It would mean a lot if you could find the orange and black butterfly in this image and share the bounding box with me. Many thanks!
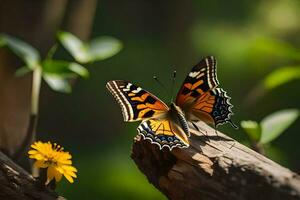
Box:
[106,56,235,150]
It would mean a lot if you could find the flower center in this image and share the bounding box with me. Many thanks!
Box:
[44,155,58,166]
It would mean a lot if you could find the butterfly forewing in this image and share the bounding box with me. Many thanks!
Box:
[176,56,234,127]
[106,80,169,122]
[176,56,219,107]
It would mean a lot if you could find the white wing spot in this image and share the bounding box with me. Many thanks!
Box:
[189,71,200,78]
[123,83,132,92]
[196,73,204,79]
[132,87,142,94]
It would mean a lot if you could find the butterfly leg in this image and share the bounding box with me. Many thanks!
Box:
[192,122,210,142]
[229,141,236,149]
[191,122,200,132]
[213,124,219,138]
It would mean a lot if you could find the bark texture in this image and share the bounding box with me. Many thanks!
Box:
[0,151,63,200]
[131,122,300,200]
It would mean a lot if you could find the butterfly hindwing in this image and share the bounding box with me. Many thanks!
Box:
[191,88,233,126]
[210,88,233,126]
[137,119,189,150]
[176,56,218,107]
[106,80,169,122]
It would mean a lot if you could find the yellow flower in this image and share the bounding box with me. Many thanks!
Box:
[28,141,77,184]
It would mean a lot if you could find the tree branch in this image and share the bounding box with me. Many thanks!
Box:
[0,151,64,200]
[131,122,300,200]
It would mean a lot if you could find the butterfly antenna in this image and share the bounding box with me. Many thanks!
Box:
[153,75,169,97]
[153,75,165,88]
[170,70,176,102]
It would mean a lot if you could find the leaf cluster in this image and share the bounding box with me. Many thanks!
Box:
[241,109,299,145]
[0,32,122,93]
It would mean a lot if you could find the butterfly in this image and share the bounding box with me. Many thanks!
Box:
[106,56,235,150]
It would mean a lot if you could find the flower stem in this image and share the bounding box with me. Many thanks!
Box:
[31,67,42,115]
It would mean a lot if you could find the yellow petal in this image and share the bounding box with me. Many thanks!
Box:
[30,154,45,161]
[28,150,38,155]
[55,166,64,174]
[59,159,72,165]
[64,173,74,183]
[34,160,48,168]
[62,152,72,159]
[62,165,77,172]
[54,171,62,182]
[65,170,77,178]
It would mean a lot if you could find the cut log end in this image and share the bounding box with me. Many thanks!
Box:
[0,151,63,200]
[131,122,300,200]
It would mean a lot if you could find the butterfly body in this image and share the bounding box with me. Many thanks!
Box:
[107,56,235,150]
[168,102,190,137]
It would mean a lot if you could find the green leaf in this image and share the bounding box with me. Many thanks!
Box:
[89,36,122,61]
[57,31,89,63]
[0,34,40,69]
[46,44,58,60]
[263,66,300,90]
[68,62,89,78]
[260,109,299,144]
[42,59,89,78]
[0,37,5,47]
[15,66,32,77]
[252,37,300,61]
[57,31,122,63]
[43,74,72,93]
[240,120,262,142]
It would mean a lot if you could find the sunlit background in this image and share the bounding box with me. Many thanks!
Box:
[6,0,300,199]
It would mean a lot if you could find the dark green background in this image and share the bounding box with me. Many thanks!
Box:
[36,0,300,199]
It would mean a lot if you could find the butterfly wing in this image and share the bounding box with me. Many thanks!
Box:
[176,56,219,107]
[106,80,169,122]
[107,80,189,149]
[176,56,234,127]
[190,88,233,126]
[137,119,189,150]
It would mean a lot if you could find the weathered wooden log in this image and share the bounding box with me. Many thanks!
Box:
[0,151,63,200]
[131,122,300,200]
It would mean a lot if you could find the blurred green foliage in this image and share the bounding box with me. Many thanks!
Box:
[0,34,86,93]
[240,120,261,142]
[57,31,122,64]
[241,109,299,149]
[57,152,165,199]
[0,32,122,93]
[2,0,300,199]
[263,66,300,90]
[260,109,299,144]
[0,33,40,69]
